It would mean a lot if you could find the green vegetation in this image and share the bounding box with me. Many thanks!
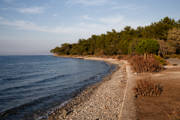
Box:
[154,55,167,65]
[51,17,180,57]
[135,39,159,55]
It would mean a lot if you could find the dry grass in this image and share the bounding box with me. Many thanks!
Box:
[129,55,163,73]
[134,77,163,97]
[167,109,180,120]
[135,67,180,120]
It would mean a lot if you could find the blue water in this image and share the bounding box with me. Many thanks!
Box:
[0,55,115,120]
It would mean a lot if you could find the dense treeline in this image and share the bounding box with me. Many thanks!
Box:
[50,17,180,57]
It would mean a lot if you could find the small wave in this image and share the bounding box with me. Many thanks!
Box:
[0,73,70,93]
[0,56,116,120]
[0,73,45,83]
[0,93,60,120]
[77,73,104,84]
[35,74,70,84]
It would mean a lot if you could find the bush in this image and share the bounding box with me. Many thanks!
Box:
[117,55,130,60]
[134,78,163,97]
[129,55,163,73]
[154,55,167,65]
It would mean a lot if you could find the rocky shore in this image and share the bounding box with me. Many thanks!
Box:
[45,57,136,120]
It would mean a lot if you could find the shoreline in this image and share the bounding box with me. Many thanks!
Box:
[43,56,119,120]
[45,55,136,120]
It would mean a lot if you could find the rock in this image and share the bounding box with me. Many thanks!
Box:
[62,109,67,118]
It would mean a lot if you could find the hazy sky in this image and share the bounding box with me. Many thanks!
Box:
[0,0,179,55]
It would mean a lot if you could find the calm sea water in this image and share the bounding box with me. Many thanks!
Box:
[0,55,115,120]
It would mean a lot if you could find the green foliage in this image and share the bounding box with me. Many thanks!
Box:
[50,17,180,56]
[135,39,160,54]
[167,28,180,54]
[154,55,167,65]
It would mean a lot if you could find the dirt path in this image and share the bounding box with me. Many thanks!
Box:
[51,58,136,120]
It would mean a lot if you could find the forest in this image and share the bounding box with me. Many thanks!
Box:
[50,17,180,57]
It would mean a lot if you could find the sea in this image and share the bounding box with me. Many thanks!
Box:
[0,55,115,120]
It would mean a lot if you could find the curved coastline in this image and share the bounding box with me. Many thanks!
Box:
[39,56,119,120]
[44,56,136,120]
[0,56,117,120]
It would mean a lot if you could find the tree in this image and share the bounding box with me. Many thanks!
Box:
[158,40,176,56]
[50,17,179,56]
[167,28,180,54]
[135,39,160,56]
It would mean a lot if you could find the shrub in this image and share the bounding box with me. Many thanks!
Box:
[129,55,163,73]
[154,55,167,65]
[134,78,163,97]
[117,55,130,60]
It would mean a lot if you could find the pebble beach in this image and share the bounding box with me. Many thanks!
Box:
[46,57,137,120]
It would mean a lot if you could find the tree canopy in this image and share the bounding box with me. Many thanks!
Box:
[135,39,160,54]
[50,17,180,56]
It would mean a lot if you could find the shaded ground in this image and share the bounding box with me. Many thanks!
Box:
[135,61,180,120]
[167,58,180,66]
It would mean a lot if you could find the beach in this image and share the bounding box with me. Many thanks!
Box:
[47,57,137,120]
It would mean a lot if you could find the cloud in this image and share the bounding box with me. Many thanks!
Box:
[112,5,136,10]
[0,7,9,10]
[81,15,93,20]
[3,0,15,3]
[0,16,4,20]
[0,15,146,39]
[111,4,146,11]
[0,18,83,34]
[0,18,108,39]
[0,19,48,32]
[17,7,44,14]
[81,15,125,26]
[53,14,57,17]
[66,0,109,6]
[99,15,124,24]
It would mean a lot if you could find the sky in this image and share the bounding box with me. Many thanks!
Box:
[0,0,179,55]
